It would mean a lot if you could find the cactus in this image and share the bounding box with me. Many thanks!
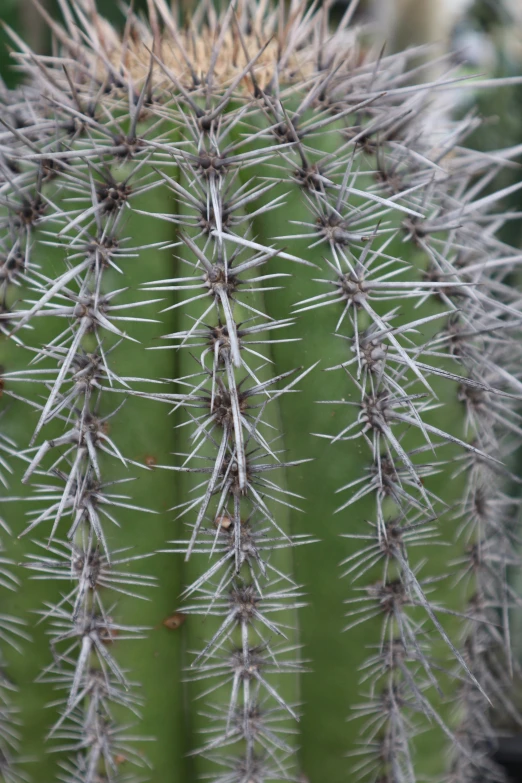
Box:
[0,1,522,782]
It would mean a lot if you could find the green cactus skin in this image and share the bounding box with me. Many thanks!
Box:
[0,2,522,783]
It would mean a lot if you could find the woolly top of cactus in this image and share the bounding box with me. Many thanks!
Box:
[14,0,362,96]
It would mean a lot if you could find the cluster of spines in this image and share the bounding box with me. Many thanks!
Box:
[0,1,521,782]
[267,70,522,783]
[0,85,35,783]
[0,50,170,781]
[0,2,324,779]
[139,92,318,783]
[0,427,27,783]
[438,181,522,781]
[199,21,522,782]
[0,261,27,783]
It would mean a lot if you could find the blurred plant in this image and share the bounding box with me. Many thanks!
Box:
[371,0,474,53]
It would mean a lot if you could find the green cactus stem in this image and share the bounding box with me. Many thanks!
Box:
[0,2,522,783]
